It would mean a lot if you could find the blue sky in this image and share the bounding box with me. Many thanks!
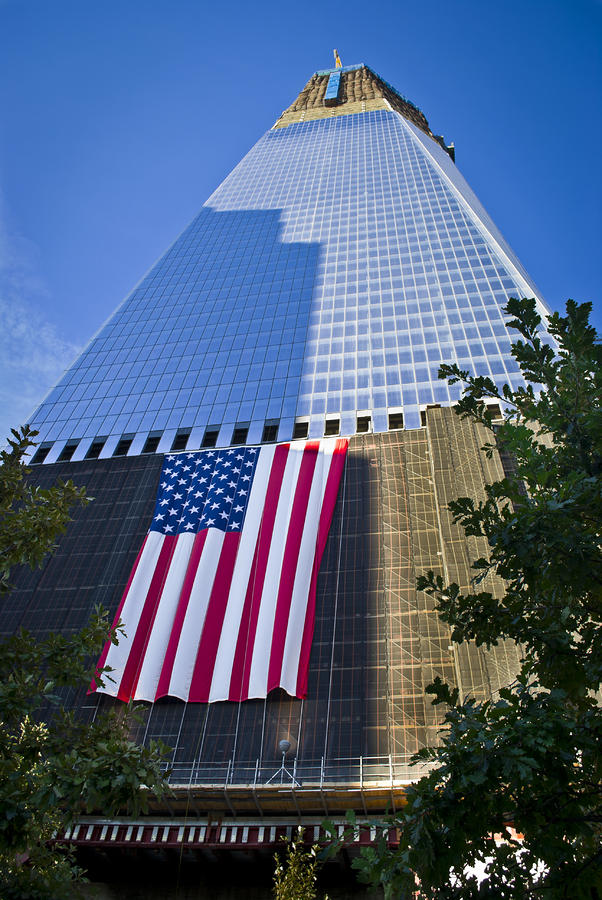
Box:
[0,0,600,441]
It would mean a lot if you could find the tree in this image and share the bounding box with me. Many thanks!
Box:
[273,826,327,900]
[349,299,602,898]
[0,426,170,899]
[0,427,87,595]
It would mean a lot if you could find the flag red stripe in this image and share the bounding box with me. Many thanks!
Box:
[295,438,348,697]
[188,532,241,701]
[228,444,290,701]
[154,530,208,699]
[267,441,319,693]
[118,535,177,702]
[315,440,348,560]
[90,535,149,693]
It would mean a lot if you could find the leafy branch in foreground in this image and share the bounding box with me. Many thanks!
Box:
[0,427,171,899]
[351,299,602,899]
[273,826,328,900]
[0,426,88,594]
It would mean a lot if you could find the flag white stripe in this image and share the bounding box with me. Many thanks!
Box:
[207,445,276,702]
[247,443,304,698]
[279,441,335,693]
[166,528,226,700]
[134,532,196,700]
[102,531,165,695]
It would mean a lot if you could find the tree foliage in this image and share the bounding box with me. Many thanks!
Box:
[0,427,88,595]
[0,427,170,899]
[350,299,602,898]
[273,827,326,900]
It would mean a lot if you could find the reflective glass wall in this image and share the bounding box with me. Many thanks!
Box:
[29,93,549,461]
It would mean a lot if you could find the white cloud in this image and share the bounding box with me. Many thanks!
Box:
[0,229,81,444]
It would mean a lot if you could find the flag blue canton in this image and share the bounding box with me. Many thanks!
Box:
[151,448,259,536]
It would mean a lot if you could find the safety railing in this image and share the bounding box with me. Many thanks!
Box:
[166,754,431,788]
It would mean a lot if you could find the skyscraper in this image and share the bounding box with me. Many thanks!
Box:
[7,63,551,886]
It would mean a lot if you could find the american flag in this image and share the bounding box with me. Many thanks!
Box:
[93,438,348,703]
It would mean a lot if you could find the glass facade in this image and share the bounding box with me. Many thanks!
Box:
[28,67,549,462]
[5,66,536,800]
